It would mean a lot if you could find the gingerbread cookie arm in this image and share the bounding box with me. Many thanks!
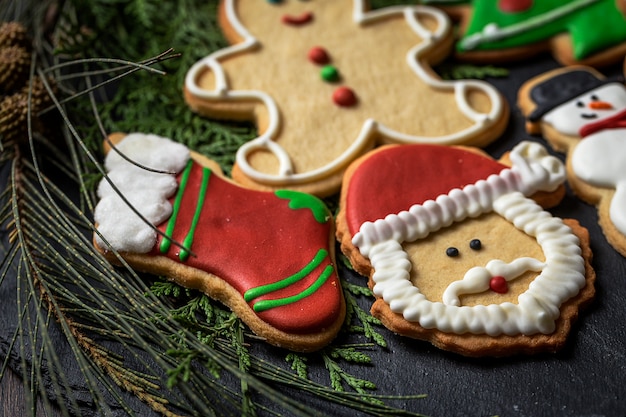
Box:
[360,6,507,147]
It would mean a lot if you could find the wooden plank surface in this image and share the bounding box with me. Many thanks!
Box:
[1,366,61,417]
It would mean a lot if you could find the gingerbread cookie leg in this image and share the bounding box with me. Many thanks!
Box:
[184,0,508,197]
[94,133,345,352]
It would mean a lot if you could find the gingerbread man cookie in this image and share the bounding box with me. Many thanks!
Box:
[455,0,626,67]
[93,133,345,352]
[336,141,595,356]
[519,66,626,257]
[184,0,508,197]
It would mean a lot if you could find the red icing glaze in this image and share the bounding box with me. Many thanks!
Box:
[579,108,626,137]
[498,0,533,13]
[332,87,357,107]
[308,46,330,65]
[282,12,314,26]
[345,145,509,236]
[152,161,342,334]
[490,276,508,293]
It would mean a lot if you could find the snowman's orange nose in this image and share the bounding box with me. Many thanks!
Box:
[589,101,614,110]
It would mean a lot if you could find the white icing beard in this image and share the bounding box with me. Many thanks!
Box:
[94,133,190,253]
[358,192,585,336]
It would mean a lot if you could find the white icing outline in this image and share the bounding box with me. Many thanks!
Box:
[184,0,505,186]
[352,141,585,336]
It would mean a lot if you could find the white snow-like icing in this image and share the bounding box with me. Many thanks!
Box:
[351,141,585,336]
[184,0,504,186]
[94,133,190,253]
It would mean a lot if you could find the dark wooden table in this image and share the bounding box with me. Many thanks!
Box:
[1,366,61,416]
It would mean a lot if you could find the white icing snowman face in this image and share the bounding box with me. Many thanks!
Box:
[543,83,626,137]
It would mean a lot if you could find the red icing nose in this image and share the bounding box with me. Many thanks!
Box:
[498,0,533,13]
[489,276,508,294]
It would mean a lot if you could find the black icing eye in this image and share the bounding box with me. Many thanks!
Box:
[591,94,599,101]
[576,101,584,108]
[446,247,459,257]
[469,239,482,250]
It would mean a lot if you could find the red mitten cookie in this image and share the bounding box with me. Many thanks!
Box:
[454,0,626,67]
[519,65,626,257]
[94,133,345,352]
[336,141,595,357]
[184,0,508,197]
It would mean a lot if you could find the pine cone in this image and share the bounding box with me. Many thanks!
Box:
[0,22,30,49]
[0,76,56,144]
[0,91,29,143]
[0,45,31,94]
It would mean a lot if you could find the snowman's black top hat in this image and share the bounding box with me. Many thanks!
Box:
[528,69,619,122]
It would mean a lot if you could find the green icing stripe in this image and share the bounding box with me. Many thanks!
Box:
[251,265,334,313]
[244,249,328,302]
[459,0,600,51]
[275,190,330,224]
[160,160,193,254]
[179,167,211,261]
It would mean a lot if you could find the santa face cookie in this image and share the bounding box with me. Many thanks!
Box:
[519,66,626,257]
[184,0,508,197]
[336,142,595,357]
[93,133,345,352]
[455,0,626,67]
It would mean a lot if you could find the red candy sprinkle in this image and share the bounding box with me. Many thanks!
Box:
[490,276,508,294]
[332,87,357,107]
[308,46,330,65]
[498,0,533,13]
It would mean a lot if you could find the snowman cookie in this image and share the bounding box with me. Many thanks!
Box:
[93,133,345,352]
[184,0,507,197]
[454,0,626,67]
[336,141,595,357]
[519,66,626,257]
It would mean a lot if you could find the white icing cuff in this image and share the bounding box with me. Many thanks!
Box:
[94,133,190,253]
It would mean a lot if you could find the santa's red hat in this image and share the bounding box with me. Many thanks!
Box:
[346,141,565,247]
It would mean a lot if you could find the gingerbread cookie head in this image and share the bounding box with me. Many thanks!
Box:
[455,0,626,67]
[519,66,626,256]
[337,141,595,356]
[184,0,508,196]
[94,133,345,352]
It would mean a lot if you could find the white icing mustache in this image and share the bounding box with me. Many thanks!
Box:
[442,257,546,307]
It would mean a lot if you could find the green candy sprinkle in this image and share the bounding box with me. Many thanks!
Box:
[320,65,339,82]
